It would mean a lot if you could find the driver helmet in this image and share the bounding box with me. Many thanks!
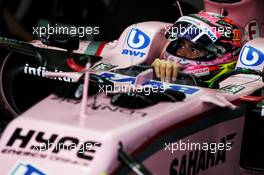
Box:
[162,11,242,83]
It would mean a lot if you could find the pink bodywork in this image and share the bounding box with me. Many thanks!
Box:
[0,6,264,175]
[205,0,264,42]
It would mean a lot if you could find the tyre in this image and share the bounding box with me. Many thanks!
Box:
[0,50,60,117]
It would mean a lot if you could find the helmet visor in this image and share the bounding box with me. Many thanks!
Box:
[168,21,219,54]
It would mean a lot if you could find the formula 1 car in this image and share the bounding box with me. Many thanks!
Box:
[0,0,264,175]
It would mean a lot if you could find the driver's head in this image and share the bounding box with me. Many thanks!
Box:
[163,11,242,82]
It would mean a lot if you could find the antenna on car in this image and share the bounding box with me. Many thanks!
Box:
[80,62,91,118]
[174,0,184,17]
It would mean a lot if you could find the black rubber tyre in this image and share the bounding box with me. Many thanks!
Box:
[0,50,59,117]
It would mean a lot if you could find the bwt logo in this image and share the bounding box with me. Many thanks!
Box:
[240,46,264,67]
[10,163,45,175]
[122,28,150,58]
[127,28,150,49]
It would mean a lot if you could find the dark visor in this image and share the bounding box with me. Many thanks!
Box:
[167,21,218,53]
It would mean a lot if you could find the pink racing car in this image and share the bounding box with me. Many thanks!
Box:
[0,0,264,175]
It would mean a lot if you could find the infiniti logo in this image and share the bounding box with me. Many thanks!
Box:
[127,28,150,49]
[24,63,73,82]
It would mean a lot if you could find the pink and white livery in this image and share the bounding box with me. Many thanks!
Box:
[0,1,263,175]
